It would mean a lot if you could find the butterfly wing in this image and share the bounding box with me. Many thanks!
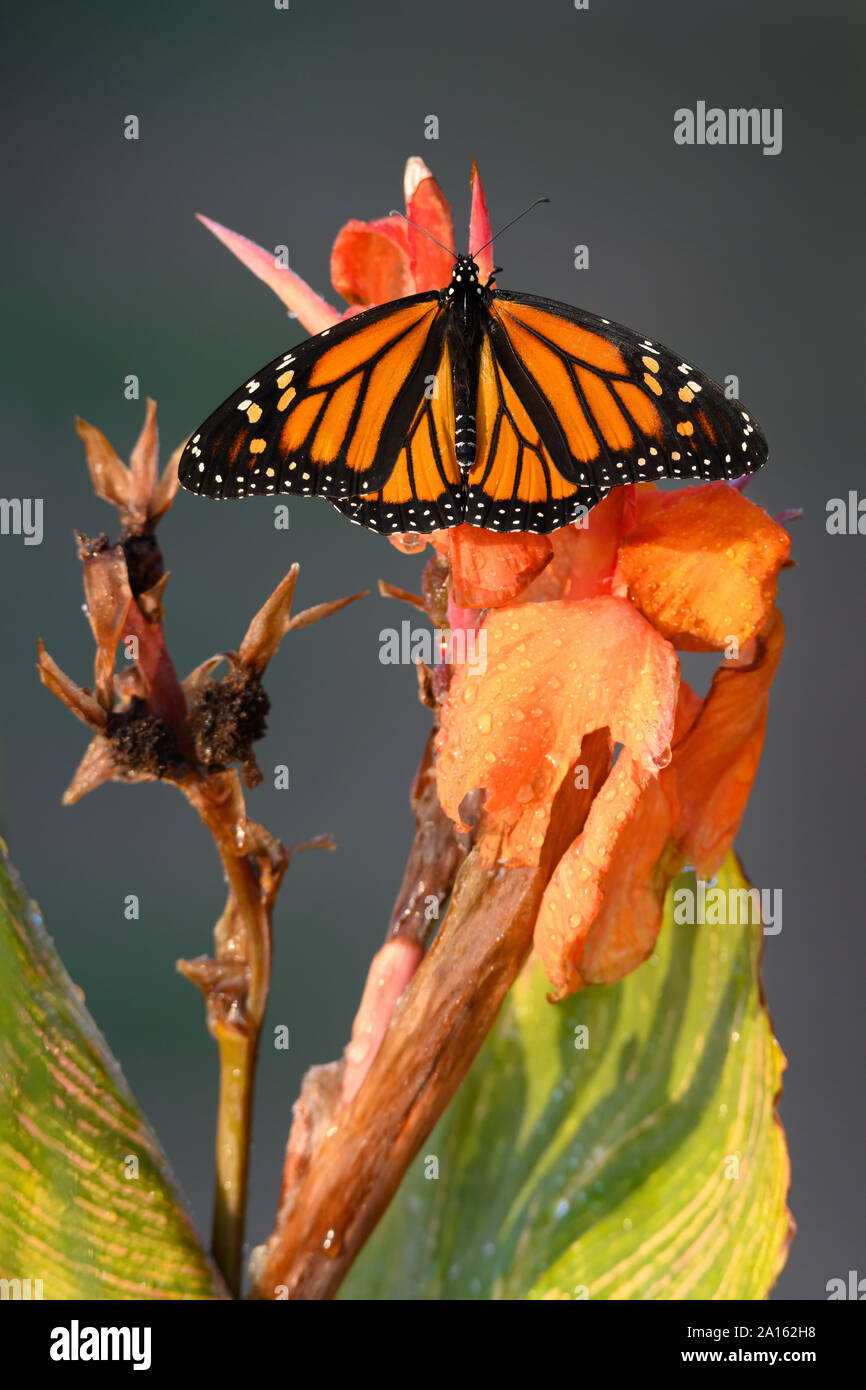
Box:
[465,289,767,533]
[327,337,465,533]
[178,291,462,528]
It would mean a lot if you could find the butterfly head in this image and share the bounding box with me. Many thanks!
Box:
[446,254,484,301]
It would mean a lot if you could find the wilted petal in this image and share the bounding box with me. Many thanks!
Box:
[114,665,147,705]
[432,524,552,608]
[128,398,159,522]
[136,570,170,625]
[151,441,184,520]
[436,598,679,861]
[535,754,674,998]
[238,565,300,674]
[286,590,366,632]
[404,157,455,290]
[75,417,131,511]
[122,599,191,750]
[469,159,494,282]
[616,482,790,651]
[197,213,340,334]
[80,544,133,708]
[63,734,126,804]
[377,578,427,612]
[672,608,785,876]
[37,642,107,730]
[331,216,414,307]
[183,654,228,699]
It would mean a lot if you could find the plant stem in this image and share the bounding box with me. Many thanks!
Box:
[206,842,277,1295]
[249,730,609,1299]
[212,1026,258,1297]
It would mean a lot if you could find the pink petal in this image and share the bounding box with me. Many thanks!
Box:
[469,159,495,282]
[342,938,424,1103]
[404,157,455,291]
[403,156,434,205]
[197,213,340,335]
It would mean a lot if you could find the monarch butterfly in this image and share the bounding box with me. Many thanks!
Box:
[179,230,766,535]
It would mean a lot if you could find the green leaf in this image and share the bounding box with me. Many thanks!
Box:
[342,852,792,1300]
[0,841,226,1299]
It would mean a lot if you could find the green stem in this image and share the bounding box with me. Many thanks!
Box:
[212,1025,259,1297]
[209,847,273,1296]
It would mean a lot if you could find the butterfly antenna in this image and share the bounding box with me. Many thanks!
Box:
[472,197,550,259]
[389,210,457,258]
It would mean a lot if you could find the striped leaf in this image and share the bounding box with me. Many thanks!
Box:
[342,853,792,1300]
[0,842,226,1299]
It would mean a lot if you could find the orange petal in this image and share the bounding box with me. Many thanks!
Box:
[196,214,340,334]
[517,488,634,603]
[469,159,494,282]
[433,524,552,608]
[535,754,675,998]
[672,608,785,876]
[673,678,703,744]
[404,157,455,291]
[330,216,415,307]
[616,482,790,651]
[436,598,679,862]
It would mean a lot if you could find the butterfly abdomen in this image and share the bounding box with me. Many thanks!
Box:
[446,273,485,472]
[455,412,476,469]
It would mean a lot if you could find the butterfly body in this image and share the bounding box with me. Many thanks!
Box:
[442,254,489,471]
[179,254,767,534]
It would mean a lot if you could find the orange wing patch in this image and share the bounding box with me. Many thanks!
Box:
[497,301,627,373]
[180,295,444,503]
[493,313,601,463]
[307,302,435,386]
[614,382,663,438]
[466,338,585,531]
[576,368,633,452]
[336,342,463,533]
[489,294,715,498]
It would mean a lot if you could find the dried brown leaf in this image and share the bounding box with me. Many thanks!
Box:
[37,642,107,731]
[129,398,159,523]
[74,418,131,511]
[377,579,426,612]
[286,590,367,632]
[239,565,300,674]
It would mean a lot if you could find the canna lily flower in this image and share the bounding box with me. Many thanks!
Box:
[435,480,791,999]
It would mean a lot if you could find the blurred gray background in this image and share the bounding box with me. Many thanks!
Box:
[1,0,863,1299]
